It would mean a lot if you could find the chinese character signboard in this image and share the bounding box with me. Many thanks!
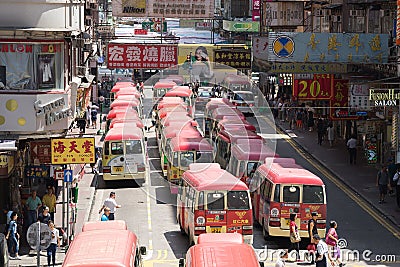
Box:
[142,18,167,33]
[25,165,50,179]
[268,32,389,64]
[51,138,95,164]
[222,20,259,32]
[293,74,333,100]
[270,63,347,74]
[107,44,177,69]
[329,79,358,120]
[112,0,214,18]
[252,0,260,21]
[214,49,251,69]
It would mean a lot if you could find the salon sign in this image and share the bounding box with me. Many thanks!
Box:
[369,89,400,106]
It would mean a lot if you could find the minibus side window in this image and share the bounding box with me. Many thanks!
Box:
[104,141,109,155]
[273,184,280,202]
[198,191,204,210]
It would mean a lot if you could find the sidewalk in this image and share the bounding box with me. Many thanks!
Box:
[14,119,104,267]
[276,120,400,230]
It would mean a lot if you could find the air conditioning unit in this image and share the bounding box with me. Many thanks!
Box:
[85,18,92,26]
[350,10,356,16]
[83,43,92,52]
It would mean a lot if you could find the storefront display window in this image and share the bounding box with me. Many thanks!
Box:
[0,43,64,90]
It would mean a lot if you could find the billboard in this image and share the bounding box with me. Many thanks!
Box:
[112,0,214,19]
[263,2,303,26]
[223,20,259,32]
[107,44,178,69]
[269,32,389,63]
[51,138,95,164]
[270,63,347,74]
[293,74,332,100]
[214,49,251,69]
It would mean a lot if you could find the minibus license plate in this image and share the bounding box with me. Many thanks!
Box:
[112,166,123,173]
[210,227,221,233]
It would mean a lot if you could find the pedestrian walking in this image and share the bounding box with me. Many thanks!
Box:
[317,119,324,146]
[326,123,334,147]
[307,108,314,131]
[47,221,60,267]
[377,165,391,204]
[42,187,56,222]
[295,109,303,130]
[99,192,121,220]
[325,221,344,267]
[25,190,42,226]
[275,250,288,267]
[289,213,301,261]
[86,106,91,128]
[38,206,52,225]
[5,212,20,260]
[287,105,296,130]
[393,167,400,209]
[101,207,111,221]
[346,135,357,164]
[307,212,319,264]
[387,159,397,196]
[313,234,333,267]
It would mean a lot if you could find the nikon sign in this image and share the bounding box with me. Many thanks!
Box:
[369,89,400,106]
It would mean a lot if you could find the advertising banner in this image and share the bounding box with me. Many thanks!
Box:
[252,0,260,21]
[51,138,95,164]
[30,140,51,164]
[268,32,389,63]
[107,44,178,69]
[222,20,259,32]
[270,62,347,74]
[293,74,333,100]
[214,49,251,69]
[112,0,214,19]
[329,79,359,120]
[252,36,270,72]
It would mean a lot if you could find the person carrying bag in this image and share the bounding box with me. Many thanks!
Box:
[289,213,301,261]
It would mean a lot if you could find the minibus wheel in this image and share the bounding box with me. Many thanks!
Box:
[262,220,270,240]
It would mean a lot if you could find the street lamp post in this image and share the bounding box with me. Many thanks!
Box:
[97,95,105,135]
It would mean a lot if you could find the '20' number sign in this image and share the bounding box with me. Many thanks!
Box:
[294,78,331,100]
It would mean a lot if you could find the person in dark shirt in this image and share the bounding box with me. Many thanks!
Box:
[307,211,319,263]
[38,206,51,225]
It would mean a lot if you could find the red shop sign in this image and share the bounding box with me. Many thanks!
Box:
[107,44,178,69]
[293,74,332,100]
[134,29,148,35]
[329,79,358,120]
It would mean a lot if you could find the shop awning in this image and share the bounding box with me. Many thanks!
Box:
[0,140,17,151]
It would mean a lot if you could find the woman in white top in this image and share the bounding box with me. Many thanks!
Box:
[47,221,60,267]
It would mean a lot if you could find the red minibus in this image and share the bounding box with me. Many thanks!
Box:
[106,107,139,120]
[248,157,326,239]
[102,127,147,182]
[110,119,144,130]
[152,80,177,101]
[203,98,234,137]
[115,87,142,99]
[63,229,146,267]
[160,124,201,176]
[81,220,127,232]
[197,232,243,244]
[215,128,262,169]
[166,138,214,187]
[165,86,195,116]
[179,242,262,267]
[111,82,135,93]
[177,163,253,245]
[227,139,278,184]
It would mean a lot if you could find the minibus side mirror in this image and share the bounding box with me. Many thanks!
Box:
[139,246,147,255]
[179,258,185,267]
[144,137,148,142]
[259,262,264,267]
[144,126,148,131]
